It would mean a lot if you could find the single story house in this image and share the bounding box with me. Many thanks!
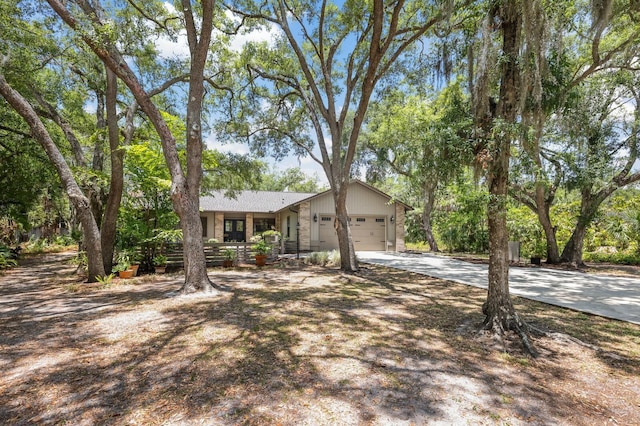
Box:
[199,180,410,253]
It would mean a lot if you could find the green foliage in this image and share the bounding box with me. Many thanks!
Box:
[96,273,116,288]
[251,239,271,255]
[22,235,76,254]
[118,139,179,251]
[0,245,18,270]
[583,251,640,266]
[507,205,546,257]
[261,230,282,241]
[112,261,131,273]
[432,179,489,253]
[305,251,330,266]
[153,254,167,266]
[68,251,87,273]
[256,167,324,193]
[304,250,341,267]
[222,248,237,261]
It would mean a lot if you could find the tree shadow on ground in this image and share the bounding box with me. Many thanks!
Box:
[0,256,638,425]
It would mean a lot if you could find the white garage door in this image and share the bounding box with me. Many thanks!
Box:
[318,216,339,251]
[318,216,386,251]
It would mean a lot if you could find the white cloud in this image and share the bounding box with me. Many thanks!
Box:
[205,133,250,155]
[224,10,280,52]
[152,7,280,59]
[154,30,191,60]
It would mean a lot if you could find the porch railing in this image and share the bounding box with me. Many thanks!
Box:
[161,242,279,267]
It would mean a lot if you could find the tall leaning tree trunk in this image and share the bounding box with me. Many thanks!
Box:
[481,5,530,343]
[177,0,216,293]
[560,189,602,267]
[0,74,106,281]
[100,67,123,272]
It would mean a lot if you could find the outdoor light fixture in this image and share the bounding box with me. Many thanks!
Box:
[313,213,318,222]
[390,215,394,223]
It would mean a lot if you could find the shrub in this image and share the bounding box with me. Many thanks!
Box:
[327,250,341,267]
[583,251,640,265]
[304,250,341,267]
[153,254,168,266]
[305,251,330,266]
[252,239,271,255]
[0,245,17,270]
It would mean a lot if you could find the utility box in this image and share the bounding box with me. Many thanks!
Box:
[508,241,520,262]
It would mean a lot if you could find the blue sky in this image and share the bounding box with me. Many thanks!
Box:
[154,3,330,186]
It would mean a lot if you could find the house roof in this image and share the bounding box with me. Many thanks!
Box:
[200,190,316,213]
[200,180,412,213]
[303,180,413,211]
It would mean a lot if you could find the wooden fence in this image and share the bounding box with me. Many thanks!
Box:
[160,242,279,267]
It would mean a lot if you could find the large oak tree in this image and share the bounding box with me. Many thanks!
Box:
[226,0,468,271]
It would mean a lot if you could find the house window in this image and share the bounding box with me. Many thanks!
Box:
[356,218,366,222]
[286,216,290,238]
[254,218,275,234]
[321,216,332,221]
[376,218,385,223]
[201,217,207,237]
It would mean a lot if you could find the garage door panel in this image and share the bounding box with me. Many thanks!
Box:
[351,217,386,251]
[318,217,338,251]
[318,216,386,251]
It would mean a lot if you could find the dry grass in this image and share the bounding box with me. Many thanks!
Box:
[0,252,638,425]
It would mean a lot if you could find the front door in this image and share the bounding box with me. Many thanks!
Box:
[224,219,245,242]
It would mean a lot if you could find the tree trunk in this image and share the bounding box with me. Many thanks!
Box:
[560,190,596,266]
[334,184,358,272]
[560,225,587,266]
[177,0,216,293]
[484,135,518,330]
[481,4,530,345]
[90,90,106,229]
[0,74,106,281]
[534,186,560,264]
[422,181,439,252]
[100,67,123,272]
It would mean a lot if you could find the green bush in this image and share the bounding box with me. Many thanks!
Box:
[304,250,341,267]
[583,251,640,265]
[0,245,17,270]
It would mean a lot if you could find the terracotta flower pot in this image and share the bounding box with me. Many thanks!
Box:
[130,264,139,276]
[118,269,134,279]
[222,260,234,268]
[255,255,267,267]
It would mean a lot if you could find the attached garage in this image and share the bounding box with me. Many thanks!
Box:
[318,215,387,251]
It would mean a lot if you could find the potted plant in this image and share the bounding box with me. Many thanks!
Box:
[251,239,271,267]
[222,248,236,268]
[113,260,133,279]
[121,249,142,276]
[153,254,168,273]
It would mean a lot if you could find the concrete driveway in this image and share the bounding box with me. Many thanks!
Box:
[357,251,640,325]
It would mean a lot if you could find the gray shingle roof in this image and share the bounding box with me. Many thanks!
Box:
[200,190,316,213]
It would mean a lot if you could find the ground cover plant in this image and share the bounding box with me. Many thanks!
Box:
[0,252,638,425]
